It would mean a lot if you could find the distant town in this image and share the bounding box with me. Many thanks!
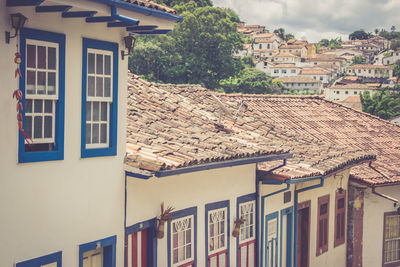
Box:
[236,22,399,115]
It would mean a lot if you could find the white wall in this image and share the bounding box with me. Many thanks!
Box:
[126,164,257,267]
[0,2,150,266]
[362,185,400,267]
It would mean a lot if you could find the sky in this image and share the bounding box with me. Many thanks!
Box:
[212,0,400,43]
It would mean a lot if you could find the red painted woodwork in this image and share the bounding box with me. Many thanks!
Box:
[334,190,346,247]
[297,200,310,267]
[316,195,329,256]
[132,232,138,267]
[238,239,256,267]
[208,249,228,267]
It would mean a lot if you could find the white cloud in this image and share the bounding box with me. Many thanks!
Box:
[213,0,400,42]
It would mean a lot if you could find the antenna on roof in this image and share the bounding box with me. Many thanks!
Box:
[212,95,232,125]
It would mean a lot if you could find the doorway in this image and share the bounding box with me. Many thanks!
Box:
[297,201,310,267]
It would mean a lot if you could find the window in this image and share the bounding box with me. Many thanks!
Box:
[274,70,279,74]
[206,201,229,267]
[238,195,256,267]
[79,236,116,267]
[345,91,349,94]
[19,28,65,163]
[282,69,287,74]
[291,69,296,73]
[317,195,329,256]
[383,212,400,266]
[82,38,118,158]
[16,251,62,267]
[169,207,197,267]
[259,44,262,49]
[239,201,255,242]
[354,91,358,95]
[336,91,339,94]
[334,190,346,247]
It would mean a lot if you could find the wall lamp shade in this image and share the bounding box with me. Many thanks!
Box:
[6,13,27,44]
[121,35,136,60]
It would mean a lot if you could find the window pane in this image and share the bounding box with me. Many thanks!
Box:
[104,78,111,97]
[88,53,95,74]
[48,72,56,95]
[27,44,36,68]
[96,77,103,97]
[25,116,32,137]
[44,100,52,113]
[96,54,103,74]
[186,229,191,243]
[86,102,92,121]
[92,124,99,143]
[44,116,52,138]
[37,71,46,95]
[101,102,107,121]
[88,76,95,97]
[104,55,111,75]
[37,46,46,69]
[27,70,36,95]
[25,99,33,113]
[48,47,56,70]
[320,203,328,215]
[100,123,107,143]
[93,102,99,121]
[86,124,91,144]
[186,244,191,259]
[34,100,43,113]
[34,116,43,138]
[338,198,344,209]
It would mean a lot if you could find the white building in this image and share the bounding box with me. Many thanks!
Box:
[273,53,300,64]
[279,76,321,94]
[299,67,333,84]
[0,1,181,267]
[269,64,300,78]
[254,39,279,50]
[325,83,377,101]
[346,64,392,79]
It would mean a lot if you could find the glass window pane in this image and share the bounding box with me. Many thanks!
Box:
[96,77,103,97]
[88,53,95,74]
[86,102,92,121]
[34,100,43,113]
[86,124,91,144]
[186,244,191,259]
[25,116,32,137]
[34,116,43,138]
[27,44,36,68]
[27,70,36,95]
[48,47,56,70]
[93,102,99,121]
[100,123,107,143]
[104,78,111,97]
[96,54,103,74]
[44,100,52,113]
[25,99,33,113]
[186,229,191,243]
[88,76,95,97]
[44,116,52,138]
[104,55,111,75]
[37,71,46,95]
[48,72,56,95]
[101,102,107,121]
[37,46,46,69]
[92,124,99,143]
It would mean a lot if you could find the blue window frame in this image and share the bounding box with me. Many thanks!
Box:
[168,207,197,267]
[205,200,230,267]
[265,212,279,267]
[79,235,116,267]
[19,28,65,163]
[81,38,118,158]
[16,251,62,267]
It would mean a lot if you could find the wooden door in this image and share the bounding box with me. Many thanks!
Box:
[83,248,103,267]
[126,229,149,267]
[297,201,310,267]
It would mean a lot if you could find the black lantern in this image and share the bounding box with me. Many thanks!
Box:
[121,35,136,60]
[6,13,27,44]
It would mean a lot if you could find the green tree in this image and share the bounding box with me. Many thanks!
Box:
[391,25,397,32]
[318,38,330,47]
[351,55,367,65]
[349,29,371,40]
[129,6,243,89]
[154,0,212,10]
[360,89,400,120]
[393,60,400,82]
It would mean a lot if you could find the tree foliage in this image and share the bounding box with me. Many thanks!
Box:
[349,29,372,40]
[360,89,400,120]
[129,5,243,89]
[273,28,295,41]
[352,55,367,65]
[318,38,342,49]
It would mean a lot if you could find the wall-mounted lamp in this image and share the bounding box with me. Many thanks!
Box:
[121,35,136,60]
[5,13,27,44]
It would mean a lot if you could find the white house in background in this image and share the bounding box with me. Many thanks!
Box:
[279,44,307,58]
[254,39,279,50]
[346,64,393,79]
[253,49,279,60]
[0,1,181,267]
[325,83,377,101]
[273,53,300,64]
[269,64,300,77]
[376,50,400,66]
[254,32,283,43]
[279,76,321,94]
[299,67,333,84]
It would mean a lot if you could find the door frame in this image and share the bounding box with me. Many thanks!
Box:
[79,235,117,267]
[297,200,311,267]
[280,206,293,267]
[265,211,279,267]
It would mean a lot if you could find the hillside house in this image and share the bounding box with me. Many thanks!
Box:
[273,53,300,64]
[279,76,321,94]
[269,64,300,78]
[279,44,307,58]
[254,32,283,43]
[299,67,333,84]
[346,64,392,83]
[0,1,181,267]
[325,83,377,101]
[255,39,279,50]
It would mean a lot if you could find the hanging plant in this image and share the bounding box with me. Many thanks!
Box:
[156,202,174,239]
[232,217,246,238]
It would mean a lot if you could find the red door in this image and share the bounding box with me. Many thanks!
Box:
[238,239,256,267]
[126,229,148,267]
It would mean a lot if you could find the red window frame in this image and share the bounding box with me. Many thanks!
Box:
[208,249,228,267]
[238,239,256,267]
[334,190,346,247]
[316,194,329,256]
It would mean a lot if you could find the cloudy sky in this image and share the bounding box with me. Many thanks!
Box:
[213,0,400,42]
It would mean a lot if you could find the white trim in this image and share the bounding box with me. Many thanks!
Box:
[239,200,256,243]
[208,207,228,255]
[171,215,194,267]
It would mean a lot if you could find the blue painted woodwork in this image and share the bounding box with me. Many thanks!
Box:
[154,153,293,178]
[81,38,118,158]
[280,207,293,267]
[35,5,72,12]
[236,193,256,266]
[19,28,65,163]
[167,207,197,267]
[126,171,152,180]
[16,251,62,267]
[107,21,137,28]
[86,16,115,23]
[79,236,116,267]
[135,30,172,35]
[6,0,44,6]
[205,200,230,266]
[265,212,279,267]
[126,25,158,31]
[110,6,140,26]
[62,11,97,18]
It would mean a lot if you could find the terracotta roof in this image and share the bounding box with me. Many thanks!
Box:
[120,0,176,14]
[275,53,298,58]
[255,39,278,44]
[300,68,331,75]
[279,77,320,83]
[341,95,361,103]
[347,64,390,70]
[343,76,359,81]
[255,33,277,38]
[126,74,374,179]
[221,94,400,186]
[330,83,375,90]
[271,64,299,69]
[279,45,305,49]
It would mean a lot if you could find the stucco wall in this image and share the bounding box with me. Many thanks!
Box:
[0,2,149,266]
[126,164,257,267]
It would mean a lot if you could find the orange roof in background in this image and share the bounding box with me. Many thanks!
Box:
[271,64,299,68]
[348,64,390,70]
[255,39,278,43]
[342,95,361,103]
[279,77,320,83]
[300,68,331,75]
